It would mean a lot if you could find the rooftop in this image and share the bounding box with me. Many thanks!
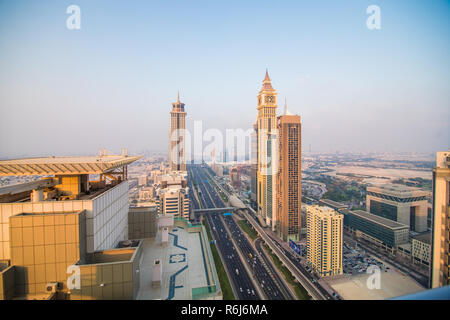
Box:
[367,184,427,197]
[0,155,142,176]
[319,199,348,209]
[136,220,220,300]
[350,210,409,230]
[412,232,432,245]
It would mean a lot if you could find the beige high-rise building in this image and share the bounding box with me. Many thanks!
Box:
[169,92,187,172]
[430,151,450,288]
[256,70,278,229]
[276,102,302,242]
[306,205,343,277]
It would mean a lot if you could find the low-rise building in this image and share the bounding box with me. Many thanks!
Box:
[342,209,410,250]
[411,232,431,266]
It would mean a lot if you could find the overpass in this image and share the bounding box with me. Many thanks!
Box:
[194,207,235,214]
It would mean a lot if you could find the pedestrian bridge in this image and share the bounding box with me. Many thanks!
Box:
[193,207,235,214]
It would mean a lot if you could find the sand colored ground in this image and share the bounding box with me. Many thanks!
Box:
[326,271,425,300]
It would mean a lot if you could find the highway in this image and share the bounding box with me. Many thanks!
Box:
[241,209,328,300]
[188,164,260,300]
[254,237,295,300]
[206,213,259,299]
[221,213,290,300]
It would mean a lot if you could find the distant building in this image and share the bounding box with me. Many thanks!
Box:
[276,103,301,242]
[169,92,187,172]
[411,232,431,266]
[366,184,428,232]
[138,174,148,186]
[306,205,343,277]
[156,173,190,219]
[430,151,450,289]
[210,163,223,176]
[230,167,240,190]
[250,124,258,210]
[139,186,155,201]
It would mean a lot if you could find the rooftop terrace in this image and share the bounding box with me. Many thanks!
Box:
[350,210,409,230]
[136,220,220,300]
[0,155,142,176]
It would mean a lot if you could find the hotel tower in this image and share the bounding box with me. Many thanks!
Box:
[169,92,187,172]
[430,151,450,288]
[256,70,278,229]
[276,100,302,242]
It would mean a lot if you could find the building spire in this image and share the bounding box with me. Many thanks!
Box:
[283,97,293,115]
[261,68,274,90]
[177,90,180,103]
[264,68,270,81]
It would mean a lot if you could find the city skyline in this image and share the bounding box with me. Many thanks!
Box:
[0,0,449,158]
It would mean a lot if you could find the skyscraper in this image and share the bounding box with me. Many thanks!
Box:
[256,70,278,229]
[250,122,258,210]
[430,151,450,288]
[169,92,187,172]
[306,205,343,277]
[276,100,302,242]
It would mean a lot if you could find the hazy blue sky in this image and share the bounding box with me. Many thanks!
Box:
[0,0,449,158]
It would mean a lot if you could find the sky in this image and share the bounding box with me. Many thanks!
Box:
[0,0,449,159]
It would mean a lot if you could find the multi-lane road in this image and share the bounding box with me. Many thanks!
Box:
[198,164,333,300]
[188,165,260,299]
[188,164,294,300]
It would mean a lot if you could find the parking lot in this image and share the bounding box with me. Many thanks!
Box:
[342,242,390,275]
[290,241,390,276]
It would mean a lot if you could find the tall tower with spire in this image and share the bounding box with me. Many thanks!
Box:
[276,99,302,242]
[256,69,279,229]
[169,92,187,172]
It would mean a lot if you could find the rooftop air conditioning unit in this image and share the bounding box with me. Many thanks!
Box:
[46,282,63,293]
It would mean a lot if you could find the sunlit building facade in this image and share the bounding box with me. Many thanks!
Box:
[169,93,187,172]
[256,70,278,230]
[276,108,302,242]
[430,151,450,289]
[306,205,343,277]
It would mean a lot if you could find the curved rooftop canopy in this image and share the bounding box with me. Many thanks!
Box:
[0,155,142,176]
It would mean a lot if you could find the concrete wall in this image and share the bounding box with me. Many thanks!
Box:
[9,211,86,296]
[0,265,15,300]
[128,207,157,239]
[70,243,143,300]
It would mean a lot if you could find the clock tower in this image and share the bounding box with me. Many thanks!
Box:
[256,69,278,230]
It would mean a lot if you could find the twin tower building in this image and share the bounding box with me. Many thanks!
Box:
[168,70,302,242]
[252,70,302,242]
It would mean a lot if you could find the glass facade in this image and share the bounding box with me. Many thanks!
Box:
[343,211,409,247]
[370,200,398,221]
[367,191,426,203]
